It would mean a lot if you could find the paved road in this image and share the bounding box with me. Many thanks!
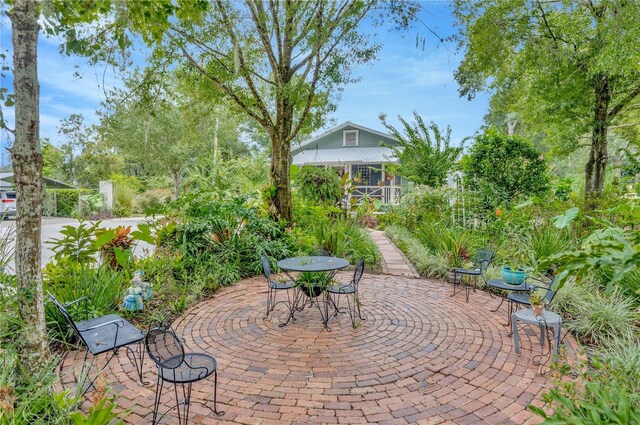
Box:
[0,217,152,272]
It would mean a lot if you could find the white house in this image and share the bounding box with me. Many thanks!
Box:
[291,122,403,203]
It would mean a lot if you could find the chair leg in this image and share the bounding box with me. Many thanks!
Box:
[345,292,356,328]
[174,379,182,425]
[355,291,365,320]
[213,368,224,415]
[152,375,164,425]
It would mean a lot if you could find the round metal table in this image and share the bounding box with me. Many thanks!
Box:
[277,256,349,329]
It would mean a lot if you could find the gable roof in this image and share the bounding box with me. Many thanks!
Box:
[0,172,75,189]
[293,121,396,152]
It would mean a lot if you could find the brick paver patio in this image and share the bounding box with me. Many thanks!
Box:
[59,274,578,424]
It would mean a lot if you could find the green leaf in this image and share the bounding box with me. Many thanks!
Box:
[553,207,579,229]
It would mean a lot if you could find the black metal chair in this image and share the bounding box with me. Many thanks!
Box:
[327,259,365,328]
[48,292,145,396]
[262,255,295,326]
[452,249,494,302]
[507,275,559,326]
[146,326,223,425]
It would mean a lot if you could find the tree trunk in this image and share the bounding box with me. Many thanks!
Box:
[9,0,48,370]
[271,133,293,223]
[585,76,610,197]
[171,169,181,200]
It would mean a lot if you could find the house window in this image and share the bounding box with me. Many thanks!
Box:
[343,130,359,146]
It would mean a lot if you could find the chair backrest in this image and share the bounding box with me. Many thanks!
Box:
[47,292,84,343]
[352,259,365,289]
[145,327,185,370]
[261,255,271,281]
[544,275,560,304]
[476,250,494,273]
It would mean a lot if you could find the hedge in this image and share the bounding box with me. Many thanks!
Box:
[45,189,93,217]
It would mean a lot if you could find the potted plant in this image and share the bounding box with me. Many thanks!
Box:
[353,172,363,183]
[377,180,386,187]
[502,266,527,285]
[530,291,544,315]
[297,272,332,298]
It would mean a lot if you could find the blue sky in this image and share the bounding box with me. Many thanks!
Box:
[0,2,488,158]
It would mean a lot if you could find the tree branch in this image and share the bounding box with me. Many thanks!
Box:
[175,42,268,128]
[608,86,640,119]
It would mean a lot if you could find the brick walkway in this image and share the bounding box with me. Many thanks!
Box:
[369,230,419,278]
[59,274,577,424]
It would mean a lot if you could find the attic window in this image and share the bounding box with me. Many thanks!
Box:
[343,130,359,147]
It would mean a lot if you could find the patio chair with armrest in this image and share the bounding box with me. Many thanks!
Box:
[48,292,146,396]
[452,249,494,302]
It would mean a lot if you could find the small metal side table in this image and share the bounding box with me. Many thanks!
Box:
[512,308,562,355]
[487,278,532,312]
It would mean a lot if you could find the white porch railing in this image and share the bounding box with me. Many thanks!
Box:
[351,185,401,204]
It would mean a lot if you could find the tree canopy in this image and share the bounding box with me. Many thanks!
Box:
[453,0,640,198]
[380,112,463,187]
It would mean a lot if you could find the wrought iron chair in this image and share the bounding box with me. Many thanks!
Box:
[146,326,223,425]
[262,255,295,326]
[327,259,365,328]
[48,292,145,396]
[507,275,559,326]
[452,249,494,302]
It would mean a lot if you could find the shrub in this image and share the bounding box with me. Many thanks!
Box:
[379,113,464,187]
[591,338,640,401]
[46,189,93,217]
[134,189,173,214]
[567,289,639,346]
[313,219,380,266]
[44,265,127,343]
[385,225,448,278]
[462,129,550,207]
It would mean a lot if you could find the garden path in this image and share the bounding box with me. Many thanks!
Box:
[59,274,579,424]
[369,229,419,278]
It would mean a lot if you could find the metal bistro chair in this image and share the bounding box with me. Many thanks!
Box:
[327,259,366,328]
[146,326,223,425]
[48,292,145,396]
[452,249,494,302]
[507,275,559,326]
[262,255,295,326]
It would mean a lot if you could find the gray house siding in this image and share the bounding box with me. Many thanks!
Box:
[292,124,398,154]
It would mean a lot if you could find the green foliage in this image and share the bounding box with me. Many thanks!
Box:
[44,266,127,343]
[295,166,342,206]
[531,382,640,424]
[454,1,640,194]
[168,193,294,279]
[393,185,452,230]
[47,221,103,264]
[46,189,93,217]
[385,225,448,278]
[312,219,380,267]
[133,189,173,215]
[541,207,640,293]
[380,113,463,187]
[565,289,638,347]
[462,130,550,206]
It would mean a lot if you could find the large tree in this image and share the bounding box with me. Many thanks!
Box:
[8,0,48,370]
[453,0,640,197]
[158,0,418,222]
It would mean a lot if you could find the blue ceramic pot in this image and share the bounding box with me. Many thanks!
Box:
[502,267,526,285]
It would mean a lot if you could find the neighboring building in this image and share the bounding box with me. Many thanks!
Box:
[292,122,403,203]
[0,172,75,189]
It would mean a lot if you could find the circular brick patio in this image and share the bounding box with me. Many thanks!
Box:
[60,274,578,424]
